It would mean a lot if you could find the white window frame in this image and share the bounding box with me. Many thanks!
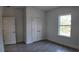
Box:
[58,14,71,37]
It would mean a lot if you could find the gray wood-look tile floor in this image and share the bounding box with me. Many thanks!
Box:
[5,40,78,52]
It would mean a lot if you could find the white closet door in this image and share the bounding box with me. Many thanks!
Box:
[3,17,16,44]
[32,17,43,42]
[37,18,42,41]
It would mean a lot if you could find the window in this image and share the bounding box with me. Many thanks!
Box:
[58,14,71,37]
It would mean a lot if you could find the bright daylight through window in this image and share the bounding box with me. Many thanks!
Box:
[58,14,71,37]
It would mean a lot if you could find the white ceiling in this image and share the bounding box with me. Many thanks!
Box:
[34,6,59,11]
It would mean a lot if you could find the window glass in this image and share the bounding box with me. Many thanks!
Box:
[58,14,71,37]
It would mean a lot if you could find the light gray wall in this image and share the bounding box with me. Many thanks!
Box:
[3,7,15,16]
[0,7,4,52]
[46,7,79,49]
[3,7,24,43]
[26,7,46,44]
[23,7,26,43]
[15,8,24,43]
